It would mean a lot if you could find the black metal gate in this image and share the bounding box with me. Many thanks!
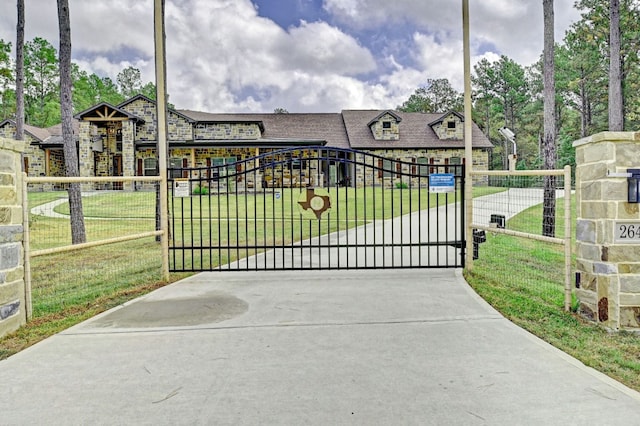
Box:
[168,147,465,271]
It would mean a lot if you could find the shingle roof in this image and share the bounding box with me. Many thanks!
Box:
[178,111,351,149]
[12,105,493,151]
[178,109,492,150]
[342,110,493,150]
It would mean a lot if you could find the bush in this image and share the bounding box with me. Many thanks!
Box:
[192,185,209,195]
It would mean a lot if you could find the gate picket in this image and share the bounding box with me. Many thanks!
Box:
[168,147,465,271]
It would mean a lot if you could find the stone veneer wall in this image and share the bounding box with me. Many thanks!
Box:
[0,137,27,338]
[194,123,261,140]
[354,148,489,187]
[573,131,640,330]
[369,113,400,141]
[431,113,464,140]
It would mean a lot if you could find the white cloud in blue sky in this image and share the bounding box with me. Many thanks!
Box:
[0,0,580,113]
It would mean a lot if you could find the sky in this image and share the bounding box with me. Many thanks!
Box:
[0,0,581,114]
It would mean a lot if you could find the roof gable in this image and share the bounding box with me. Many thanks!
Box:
[427,110,464,127]
[119,94,195,123]
[75,102,143,123]
[0,119,52,142]
[366,110,402,127]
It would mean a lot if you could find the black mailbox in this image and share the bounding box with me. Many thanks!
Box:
[628,169,640,203]
[490,214,505,229]
[472,229,487,260]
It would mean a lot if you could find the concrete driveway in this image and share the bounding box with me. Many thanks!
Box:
[1,268,640,425]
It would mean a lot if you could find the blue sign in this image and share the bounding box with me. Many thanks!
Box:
[429,173,455,193]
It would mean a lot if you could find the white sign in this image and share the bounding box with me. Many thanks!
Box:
[174,179,190,197]
[614,221,640,244]
[429,173,456,193]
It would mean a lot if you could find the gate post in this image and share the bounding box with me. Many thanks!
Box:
[574,131,640,330]
[0,137,28,338]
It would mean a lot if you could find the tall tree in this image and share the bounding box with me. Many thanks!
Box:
[72,66,124,112]
[15,0,24,139]
[24,37,59,126]
[542,0,557,237]
[398,78,463,113]
[0,39,13,121]
[609,0,623,130]
[117,66,142,98]
[58,0,86,244]
[472,56,530,169]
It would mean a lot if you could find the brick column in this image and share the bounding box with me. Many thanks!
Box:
[0,137,27,338]
[574,131,640,330]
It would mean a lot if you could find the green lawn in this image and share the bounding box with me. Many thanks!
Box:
[465,195,640,392]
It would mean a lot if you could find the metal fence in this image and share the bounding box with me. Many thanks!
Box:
[168,147,466,271]
[23,176,168,320]
[469,167,573,311]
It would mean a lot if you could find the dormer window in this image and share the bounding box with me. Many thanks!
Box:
[368,111,402,141]
[428,111,464,140]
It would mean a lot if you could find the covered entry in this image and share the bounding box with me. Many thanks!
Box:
[168,147,465,271]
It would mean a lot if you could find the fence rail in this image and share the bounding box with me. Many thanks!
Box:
[22,175,168,320]
[470,166,572,311]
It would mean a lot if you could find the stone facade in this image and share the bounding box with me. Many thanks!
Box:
[0,137,27,338]
[573,131,640,330]
[431,113,464,140]
[194,123,261,140]
[369,113,400,141]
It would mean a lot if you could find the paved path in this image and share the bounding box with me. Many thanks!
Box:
[2,269,640,425]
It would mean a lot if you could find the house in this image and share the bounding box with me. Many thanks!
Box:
[0,95,493,191]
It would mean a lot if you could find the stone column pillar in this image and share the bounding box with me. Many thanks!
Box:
[122,120,135,191]
[0,137,27,338]
[78,121,94,191]
[573,131,640,330]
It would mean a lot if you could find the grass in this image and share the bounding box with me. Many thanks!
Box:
[464,195,640,392]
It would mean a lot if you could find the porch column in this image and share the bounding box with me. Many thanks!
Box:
[78,121,94,191]
[78,121,92,177]
[122,120,135,191]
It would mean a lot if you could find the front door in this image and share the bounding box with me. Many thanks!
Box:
[113,155,123,190]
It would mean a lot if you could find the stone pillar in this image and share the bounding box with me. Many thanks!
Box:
[78,121,93,177]
[122,120,135,191]
[78,121,94,191]
[573,131,640,330]
[0,137,27,338]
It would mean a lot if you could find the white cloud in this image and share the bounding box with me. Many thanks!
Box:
[0,0,582,114]
[323,0,580,66]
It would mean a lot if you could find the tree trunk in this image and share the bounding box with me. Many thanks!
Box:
[542,0,557,237]
[609,0,623,130]
[58,0,86,244]
[15,0,25,140]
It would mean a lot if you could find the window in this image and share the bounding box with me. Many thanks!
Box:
[209,157,236,180]
[143,158,158,176]
[382,121,391,129]
[447,121,456,129]
[417,157,429,176]
[383,159,393,178]
[169,158,183,179]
